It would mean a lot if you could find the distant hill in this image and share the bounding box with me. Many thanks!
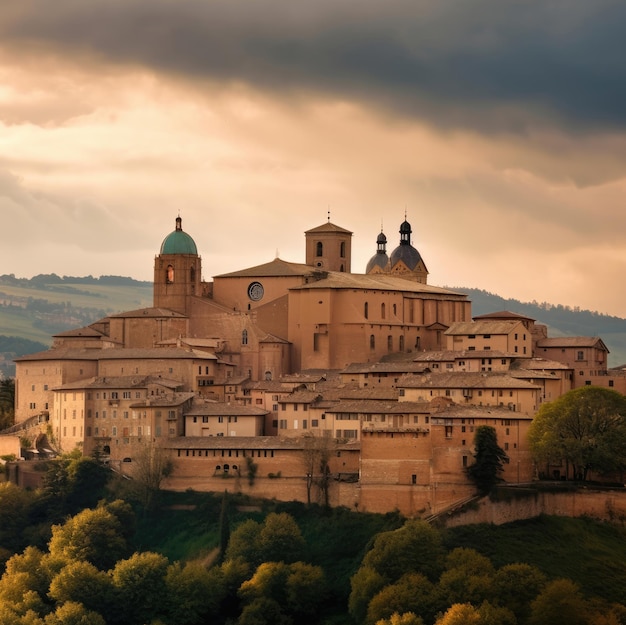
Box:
[0,274,152,377]
[1,276,624,377]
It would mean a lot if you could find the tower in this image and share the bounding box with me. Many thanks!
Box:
[153,216,202,314]
[304,217,352,272]
[366,228,390,274]
[389,217,428,283]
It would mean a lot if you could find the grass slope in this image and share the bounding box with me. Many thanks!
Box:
[134,492,626,610]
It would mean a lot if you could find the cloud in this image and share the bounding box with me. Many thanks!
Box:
[2,0,626,134]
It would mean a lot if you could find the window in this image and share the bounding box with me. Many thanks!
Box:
[364,302,369,319]
[577,351,584,360]
[242,329,248,345]
[316,241,323,257]
[387,335,393,351]
[399,336,404,351]
[370,335,375,350]
[312,419,319,427]
[340,241,346,257]
[279,419,287,429]
[445,426,453,438]
[381,303,386,319]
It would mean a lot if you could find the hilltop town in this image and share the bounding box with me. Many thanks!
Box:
[5,216,625,516]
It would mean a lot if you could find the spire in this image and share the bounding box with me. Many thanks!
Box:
[175,215,182,231]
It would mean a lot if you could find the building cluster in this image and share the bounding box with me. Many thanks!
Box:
[7,216,625,516]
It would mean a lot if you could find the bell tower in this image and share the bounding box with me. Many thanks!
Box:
[153,216,202,315]
[304,214,352,272]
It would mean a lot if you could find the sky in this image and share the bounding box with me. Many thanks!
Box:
[1,0,626,317]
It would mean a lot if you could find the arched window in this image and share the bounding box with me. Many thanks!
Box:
[242,329,248,345]
[387,335,393,351]
[381,303,386,319]
[316,241,323,257]
[393,303,397,316]
[399,335,405,351]
[340,241,346,258]
[370,334,375,350]
[364,302,369,319]
[166,265,174,283]
[265,371,272,381]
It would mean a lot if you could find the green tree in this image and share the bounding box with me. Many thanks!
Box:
[493,562,546,622]
[257,512,306,564]
[0,482,37,557]
[366,573,440,625]
[0,378,15,429]
[48,507,129,571]
[43,601,106,625]
[348,566,387,624]
[529,386,626,480]
[361,520,445,583]
[435,603,482,625]
[165,562,225,625]
[466,426,508,495]
[110,552,169,625]
[48,561,113,616]
[438,548,495,607]
[375,613,424,625]
[528,578,589,625]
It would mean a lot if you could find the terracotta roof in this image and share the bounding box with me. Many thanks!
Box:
[215,258,316,278]
[16,346,220,363]
[397,371,540,390]
[131,392,196,408]
[343,361,428,373]
[445,320,523,335]
[290,272,467,296]
[185,401,268,417]
[326,399,432,414]
[164,436,360,451]
[472,310,536,322]
[413,350,514,362]
[536,337,609,351]
[305,221,353,235]
[53,326,106,338]
[512,358,572,371]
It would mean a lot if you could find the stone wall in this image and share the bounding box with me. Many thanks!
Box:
[440,487,626,527]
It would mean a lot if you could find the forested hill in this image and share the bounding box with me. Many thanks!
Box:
[453,287,626,367]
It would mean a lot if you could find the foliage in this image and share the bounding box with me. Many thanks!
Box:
[301,433,335,506]
[465,426,508,495]
[225,512,306,568]
[376,613,424,625]
[529,386,626,480]
[528,578,590,625]
[0,377,15,429]
[47,504,131,571]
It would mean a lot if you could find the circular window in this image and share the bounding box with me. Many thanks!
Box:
[247,281,264,301]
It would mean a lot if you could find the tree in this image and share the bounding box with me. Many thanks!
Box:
[366,573,440,625]
[48,506,129,571]
[529,387,626,480]
[48,561,113,616]
[435,603,482,625]
[466,426,508,495]
[361,520,445,584]
[43,601,106,625]
[438,548,495,607]
[493,562,546,622]
[301,434,334,506]
[528,578,590,625]
[0,378,15,430]
[110,552,169,625]
[375,613,424,625]
[128,441,174,510]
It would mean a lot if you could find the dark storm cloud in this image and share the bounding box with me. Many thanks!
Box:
[2,0,626,132]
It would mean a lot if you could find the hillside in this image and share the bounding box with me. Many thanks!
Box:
[1,276,625,377]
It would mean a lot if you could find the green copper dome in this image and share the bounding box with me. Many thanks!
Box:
[160,216,198,255]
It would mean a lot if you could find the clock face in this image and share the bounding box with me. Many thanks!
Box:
[247,281,264,301]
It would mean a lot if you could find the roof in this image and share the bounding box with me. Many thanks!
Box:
[397,371,540,390]
[536,337,609,351]
[215,257,317,279]
[326,399,432,414]
[413,350,514,362]
[53,326,106,339]
[107,307,187,319]
[185,401,268,417]
[473,310,536,322]
[343,361,428,374]
[305,221,353,235]
[164,436,361,452]
[290,272,467,297]
[445,320,524,335]
[15,346,221,363]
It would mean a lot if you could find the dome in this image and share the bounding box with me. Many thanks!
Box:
[366,229,389,273]
[160,216,198,255]
[389,218,423,271]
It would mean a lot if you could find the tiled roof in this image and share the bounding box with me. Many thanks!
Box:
[397,371,540,389]
[290,272,467,296]
[164,436,361,451]
[326,399,431,414]
[185,401,268,416]
[108,307,187,319]
[215,258,316,278]
[444,320,522,335]
[536,337,609,350]
[472,310,536,322]
[305,221,353,235]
